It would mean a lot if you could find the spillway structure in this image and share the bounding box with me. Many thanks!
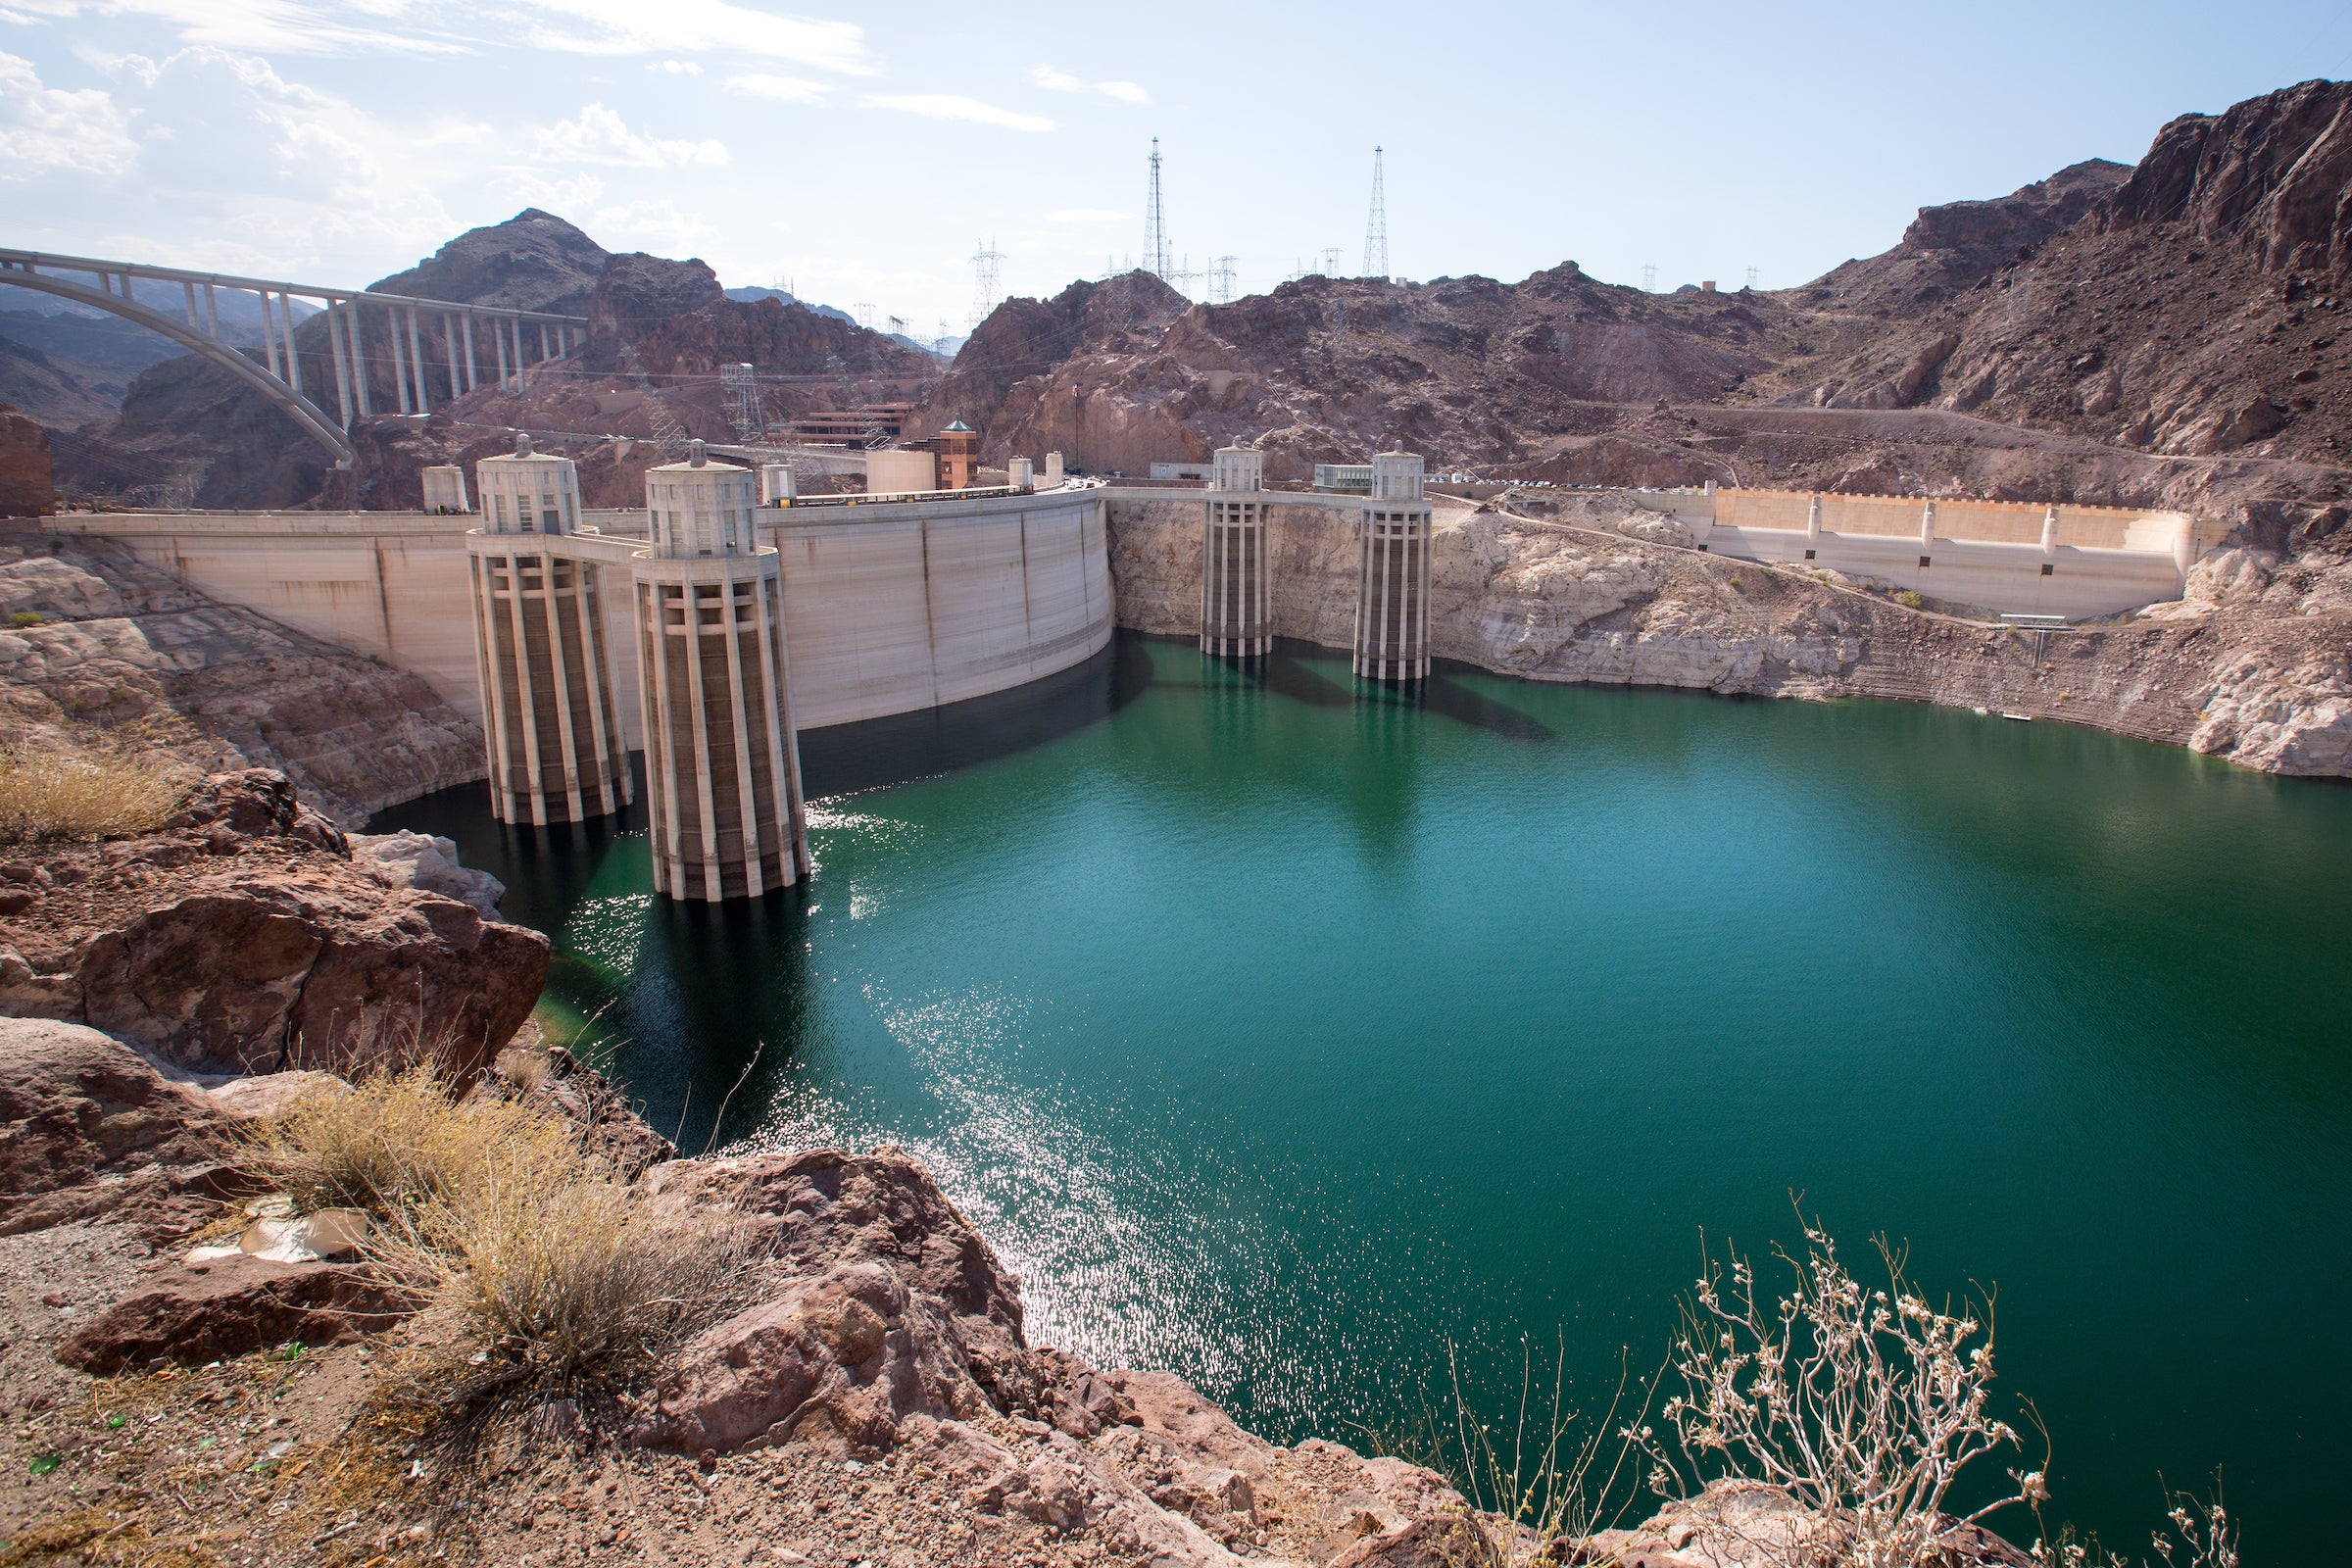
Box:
[464,434,632,826]
[1200,445,1269,659]
[1351,450,1431,681]
[632,440,810,902]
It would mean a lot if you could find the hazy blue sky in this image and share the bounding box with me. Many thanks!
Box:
[3,1,2347,332]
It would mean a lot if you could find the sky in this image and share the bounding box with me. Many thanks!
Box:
[3,0,2348,337]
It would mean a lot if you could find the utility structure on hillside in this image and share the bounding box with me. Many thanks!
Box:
[1200,446,1270,660]
[632,440,810,902]
[969,239,1004,329]
[720,363,764,444]
[1209,256,1238,304]
[1362,147,1389,281]
[464,434,632,827]
[1352,451,1432,682]
[1144,137,1172,282]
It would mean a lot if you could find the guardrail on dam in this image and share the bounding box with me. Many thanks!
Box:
[34,486,1114,747]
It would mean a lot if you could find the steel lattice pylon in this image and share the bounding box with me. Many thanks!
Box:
[1143,138,1171,281]
[1362,146,1388,281]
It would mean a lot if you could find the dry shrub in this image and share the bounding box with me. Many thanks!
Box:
[238,1062,753,1399]
[231,1063,570,1221]
[0,733,192,846]
[382,1166,753,1395]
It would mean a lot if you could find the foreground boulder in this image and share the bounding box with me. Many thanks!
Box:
[0,770,546,1080]
[56,1252,414,1373]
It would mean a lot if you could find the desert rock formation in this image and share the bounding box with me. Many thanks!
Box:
[1110,493,2352,776]
[0,532,482,825]
[0,770,546,1079]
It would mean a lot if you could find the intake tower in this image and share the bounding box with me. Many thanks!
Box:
[1200,446,1269,659]
[1352,451,1430,681]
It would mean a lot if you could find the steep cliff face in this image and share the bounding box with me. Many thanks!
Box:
[916,270,1191,443]
[1108,494,2352,777]
[583,252,935,381]
[2103,78,2352,278]
[0,534,484,823]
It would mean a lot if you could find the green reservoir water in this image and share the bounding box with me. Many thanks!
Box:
[374,634,2352,1552]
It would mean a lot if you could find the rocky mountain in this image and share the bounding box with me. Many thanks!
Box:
[58,211,932,512]
[936,80,2351,518]
[0,406,50,518]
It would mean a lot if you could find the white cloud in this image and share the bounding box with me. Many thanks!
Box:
[493,168,608,214]
[0,49,136,178]
[646,59,701,74]
[1030,63,1149,105]
[867,94,1052,133]
[532,102,728,167]
[0,45,458,276]
[3,0,871,70]
[726,72,825,102]
[1046,208,1125,224]
[586,197,718,255]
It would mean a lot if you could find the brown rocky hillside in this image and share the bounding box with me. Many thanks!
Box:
[930,80,2352,531]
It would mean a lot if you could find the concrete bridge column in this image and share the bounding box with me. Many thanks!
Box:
[346,302,373,417]
[260,291,282,380]
[388,310,412,415]
[278,294,303,397]
[181,280,198,329]
[326,302,354,428]
[203,282,220,338]
[462,313,477,392]
[443,312,461,403]
[406,307,428,415]
[494,316,511,390]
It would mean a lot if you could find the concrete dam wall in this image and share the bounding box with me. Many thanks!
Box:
[41,489,1114,749]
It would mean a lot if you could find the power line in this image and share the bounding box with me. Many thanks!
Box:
[1143,137,1171,281]
[1361,146,1389,281]
[1209,256,1237,305]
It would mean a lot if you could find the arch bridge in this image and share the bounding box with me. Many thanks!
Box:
[0,247,591,468]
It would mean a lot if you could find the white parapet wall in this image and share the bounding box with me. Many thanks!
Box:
[1690,488,2225,618]
[41,485,1113,748]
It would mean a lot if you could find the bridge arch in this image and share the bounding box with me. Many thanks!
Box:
[0,265,356,466]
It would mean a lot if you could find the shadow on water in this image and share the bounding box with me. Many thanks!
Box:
[799,634,1153,799]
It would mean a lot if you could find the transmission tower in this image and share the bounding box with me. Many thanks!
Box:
[854,303,873,330]
[720,363,763,443]
[1744,267,1759,290]
[1143,137,1171,280]
[1642,263,1657,292]
[1321,246,1342,277]
[1209,256,1238,304]
[1166,254,1204,298]
[886,314,906,338]
[969,238,1004,328]
[1361,146,1389,280]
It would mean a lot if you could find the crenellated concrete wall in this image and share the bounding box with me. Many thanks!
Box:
[39,488,1114,748]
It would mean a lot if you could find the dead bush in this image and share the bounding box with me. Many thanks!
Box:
[0,734,192,846]
[237,1061,754,1399]
[230,1063,570,1222]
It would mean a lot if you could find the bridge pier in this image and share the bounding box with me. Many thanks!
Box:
[463,314,477,392]
[406,306,428,415]
[326,305,354,427]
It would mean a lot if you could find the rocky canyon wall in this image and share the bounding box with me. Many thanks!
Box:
[1107,494,2352,777]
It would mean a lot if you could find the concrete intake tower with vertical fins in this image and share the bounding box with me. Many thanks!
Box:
[465,433,632,826]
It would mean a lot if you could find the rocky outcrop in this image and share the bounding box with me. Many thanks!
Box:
[916,270,1192,444]
[2104,78,2352,279]
[582,252,935,384]
[470,1042,673,1178]
[0,1015,333,1239]
[55,1252,414,1374]
[349,830,505,919]
[0,770,546,1078]
[0,402,54,518]
[366,207,609,316]
[0,534,485,825]
[1109,493,2352,777]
